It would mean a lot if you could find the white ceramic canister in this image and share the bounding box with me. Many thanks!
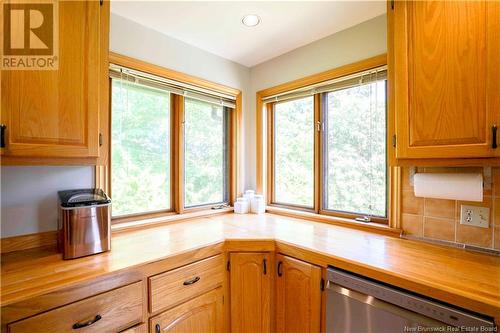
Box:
[251,195,265,214]
[243,190,255,202]
[234,197,249,214]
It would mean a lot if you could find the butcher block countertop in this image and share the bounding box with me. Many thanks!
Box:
[1,213,499,320]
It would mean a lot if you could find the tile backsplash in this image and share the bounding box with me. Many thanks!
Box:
[401,167,500,250]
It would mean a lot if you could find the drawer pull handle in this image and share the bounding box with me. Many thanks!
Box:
[72,315,102,329]
[183,276,200,285]
[156,323,161,333]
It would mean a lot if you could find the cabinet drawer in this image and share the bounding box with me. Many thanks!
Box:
[149,255,224,313]
[8,282,143,333]
[150,287,224,333]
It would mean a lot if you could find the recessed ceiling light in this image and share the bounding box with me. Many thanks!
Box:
[242,14,261,27]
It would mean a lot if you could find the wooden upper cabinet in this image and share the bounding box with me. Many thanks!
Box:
[229,252,271,333]
[150,287,224,333]
[391,0,500,159]
[1,1,108,161]
[276,254,322,333]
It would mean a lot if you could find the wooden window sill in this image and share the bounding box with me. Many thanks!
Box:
[111,207,234,233]
[265,206,401,237]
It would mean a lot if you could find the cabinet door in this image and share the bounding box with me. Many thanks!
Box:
[1,1,102,159]
[490,1,500,157]
[150,288,224,333]
[392,0,499,159]
[229,252,271,333]
[276,255,321,333]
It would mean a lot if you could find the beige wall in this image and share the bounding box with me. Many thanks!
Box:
[244,14,387,191]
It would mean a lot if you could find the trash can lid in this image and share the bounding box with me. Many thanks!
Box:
[58,188,111,208]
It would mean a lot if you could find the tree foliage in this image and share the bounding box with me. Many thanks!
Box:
[274,96,315,207]
[184,98,226,207]
[325,80,387,217]
[111,80,171,216]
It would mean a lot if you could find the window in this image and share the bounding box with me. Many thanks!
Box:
[111,79,172,217]
[272,96,315,208]
[106,55,240,221]
[184,98,229,207]
[265,62,388,222]
[323,79,387,217]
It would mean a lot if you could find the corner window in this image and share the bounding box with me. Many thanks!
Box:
[266,65,387,221]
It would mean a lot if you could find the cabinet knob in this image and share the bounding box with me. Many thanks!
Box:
[156,323,161,333]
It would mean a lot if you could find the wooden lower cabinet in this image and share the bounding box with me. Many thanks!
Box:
[276,254,322,333]
[121,323,147,333]
[229,252,272,333]
[8,282,143,333]
[149,287,224,333]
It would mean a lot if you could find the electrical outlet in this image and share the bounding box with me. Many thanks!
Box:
[460,205,489,228]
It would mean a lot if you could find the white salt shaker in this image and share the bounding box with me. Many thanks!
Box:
[234,197,249,214]
[251,195,265,214]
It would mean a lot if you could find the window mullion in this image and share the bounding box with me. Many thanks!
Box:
[314,93,321,214]
[173,94,185,214]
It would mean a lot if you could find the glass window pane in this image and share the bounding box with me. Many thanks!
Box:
[111,79,171,216]
[324,80,387,217]
[184,98,227,207]
[273,96,314,207]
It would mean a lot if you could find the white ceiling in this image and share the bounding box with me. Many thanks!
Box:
[111,1,386,67]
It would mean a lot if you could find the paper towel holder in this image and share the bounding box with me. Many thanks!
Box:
[408,166,491,190]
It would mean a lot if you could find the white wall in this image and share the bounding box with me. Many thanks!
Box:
[244,14,387,190]
[110,13,251,92]
[1,167,94,237]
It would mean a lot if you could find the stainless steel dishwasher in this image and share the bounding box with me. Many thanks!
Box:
[326,267,496,333]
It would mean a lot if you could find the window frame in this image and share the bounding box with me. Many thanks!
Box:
[96,53,242,224]
[266,95,320,212]
[182,97,230,209]
[108,80,175,219]
[260,55,396,227]
[319,82,389,222]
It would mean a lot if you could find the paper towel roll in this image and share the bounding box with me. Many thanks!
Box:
[413,173,483,202]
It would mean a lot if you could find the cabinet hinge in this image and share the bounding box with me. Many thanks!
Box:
[392,134,396,148]
[226,260,230,271]
[99,133,103,147]
[390,0,394,10]
[320,278,325,291]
